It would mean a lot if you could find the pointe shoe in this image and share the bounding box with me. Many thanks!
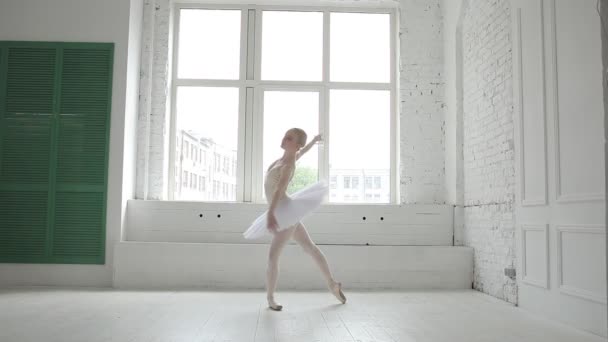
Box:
[268,299,283,311]
[330,282,347,304]
[268,303,283,311]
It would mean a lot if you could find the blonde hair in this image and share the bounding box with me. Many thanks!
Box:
[289,128,307,147]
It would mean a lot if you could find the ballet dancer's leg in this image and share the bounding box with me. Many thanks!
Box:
[266,226,295,311]
[292,223,346,304]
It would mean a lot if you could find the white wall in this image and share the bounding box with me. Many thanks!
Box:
[442,0,462,207]
[512,0,606,336]
[123,0,145,241]
[398,0,446,204]
[444,0,608,336]
[442,0,465,246]
[602,0,608,331]
[461,0,517,304]
[0,0,143,287]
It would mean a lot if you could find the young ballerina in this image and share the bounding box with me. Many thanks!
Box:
[262,128,346,311]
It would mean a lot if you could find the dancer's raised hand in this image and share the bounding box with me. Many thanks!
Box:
[296,133,322,161]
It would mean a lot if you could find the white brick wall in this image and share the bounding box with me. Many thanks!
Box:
[461,0,516,304]
[136,0,446,204]
[399,0,446,204]
[137,0,171,200]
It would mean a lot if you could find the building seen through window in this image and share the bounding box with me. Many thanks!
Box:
[174,129,237,201]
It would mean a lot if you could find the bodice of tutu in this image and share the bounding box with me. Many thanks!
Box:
[264,163,294,201]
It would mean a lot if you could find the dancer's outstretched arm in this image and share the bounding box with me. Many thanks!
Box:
[267,162,294,232]
[296,134,322,161]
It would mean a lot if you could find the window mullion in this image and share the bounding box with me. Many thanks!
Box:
[254,9,263,82]
[246,9,256,80]
[167,5,182,201]
[242,87,254,202]
[250,9,264,203]
[390,9,398,204]
[239,9,248,82]
[319,87,329,199]
[323,11,330,84]
[320,10,330,202]
[251,88,264,203]
[240,8,257,202]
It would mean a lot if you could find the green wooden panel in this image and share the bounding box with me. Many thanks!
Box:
[57,48,112,185]
[1,47,55,185]
[52,192,104,259]
[0,42,113,265]
[5,48,55,113]
[50,46,112,264]
[0,45,55,263]
[0,191,48,260]
[0,114,53,184]
[60,49,112,114]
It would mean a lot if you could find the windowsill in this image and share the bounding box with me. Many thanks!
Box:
[126,199,454,245]
[146,200,399,206]
[129,199,453,210]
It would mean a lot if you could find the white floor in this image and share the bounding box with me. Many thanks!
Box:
[0,287,604,342]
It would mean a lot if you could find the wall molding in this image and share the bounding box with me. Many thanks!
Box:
[521,224,549,289]
[515,1,549,208]
[556,224,607,304]
[549,0,606,204]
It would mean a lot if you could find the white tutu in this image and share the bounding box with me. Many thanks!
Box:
[243,181,328,239]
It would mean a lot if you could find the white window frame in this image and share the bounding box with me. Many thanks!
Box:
[168,3,399,204]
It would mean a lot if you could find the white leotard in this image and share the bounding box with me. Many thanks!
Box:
[264,162,294,201]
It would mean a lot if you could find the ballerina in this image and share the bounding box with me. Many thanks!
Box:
[243,128,346,311]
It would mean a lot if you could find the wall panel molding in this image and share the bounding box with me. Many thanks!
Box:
[556,224,607,304]
[521,224,549,289]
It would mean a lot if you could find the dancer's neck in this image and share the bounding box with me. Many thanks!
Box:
[280,150,297,163]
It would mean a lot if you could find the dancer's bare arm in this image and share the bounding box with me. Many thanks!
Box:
[296,134,322,161]
[267,163,295,231]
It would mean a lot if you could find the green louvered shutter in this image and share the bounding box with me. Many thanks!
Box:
[0,42,113,264]
[52,46,112,264]
[0,46,55,262]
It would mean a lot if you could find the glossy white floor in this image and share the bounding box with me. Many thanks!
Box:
[0,287,604,342]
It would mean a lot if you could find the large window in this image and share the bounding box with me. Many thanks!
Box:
[170,5,396,203]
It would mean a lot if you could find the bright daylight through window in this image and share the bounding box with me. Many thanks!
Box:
[171,6,395,204]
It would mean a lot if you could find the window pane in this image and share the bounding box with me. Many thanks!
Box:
[262,11,323,81]
[177,9,241,79]
[263,91,319,199]
[174,87,239,201]
[330,12,390,83]
[329,90,390,203]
